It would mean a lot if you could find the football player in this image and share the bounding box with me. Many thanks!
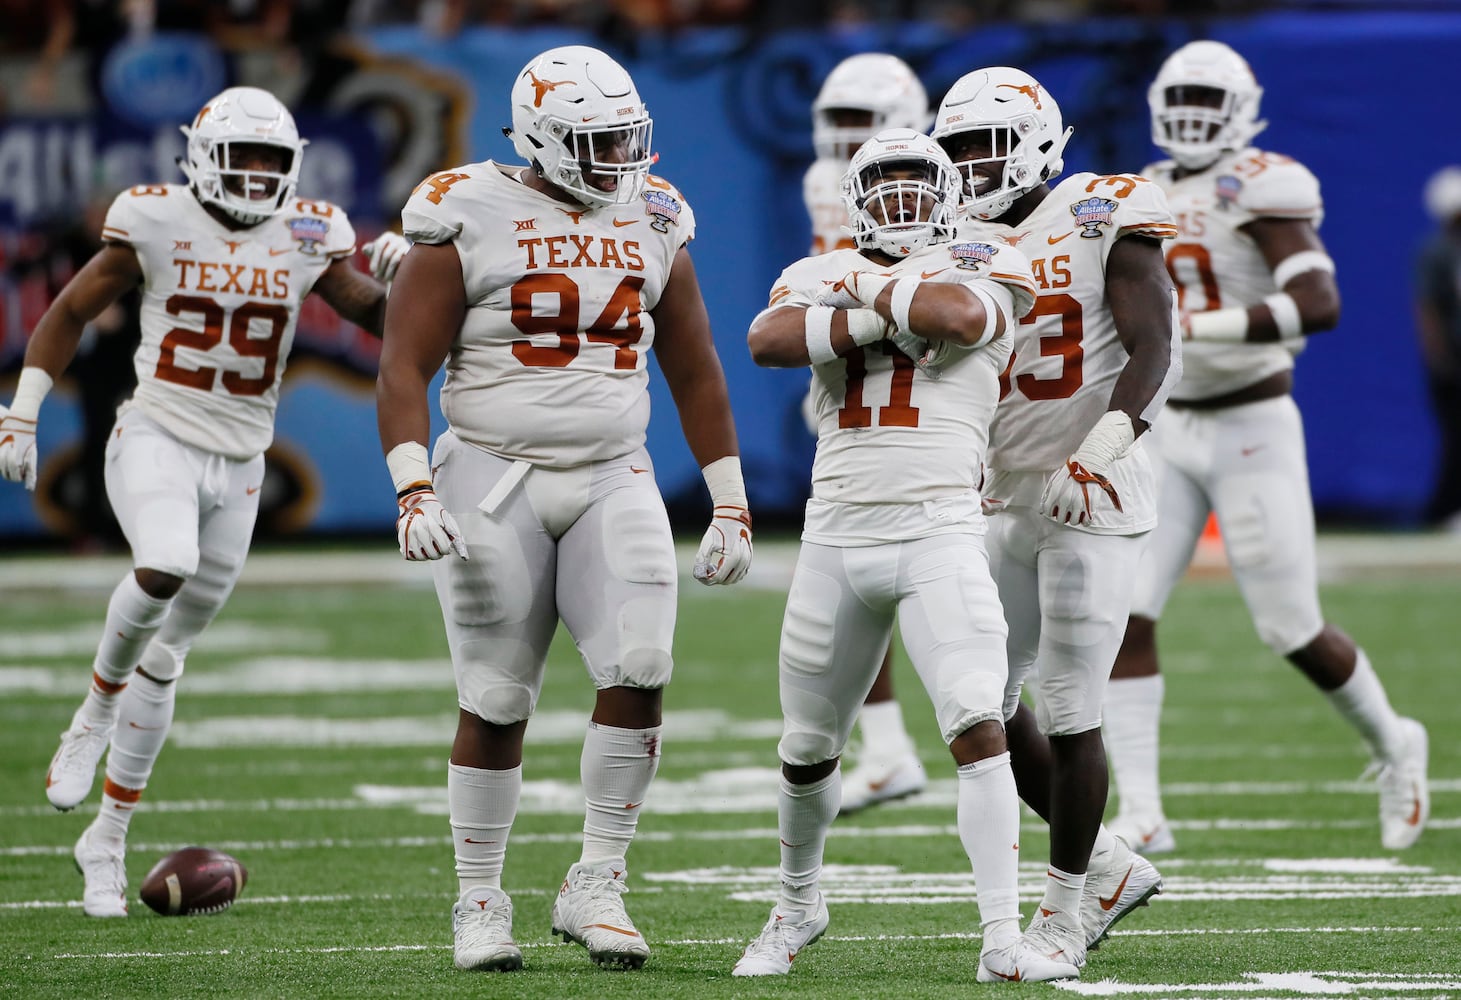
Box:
[732,128,1077,984]
[1102,40,1429,854]
[933,66,1179,973]
[0,86,402,917]
[375,45,754,973]
[804,53,934,815]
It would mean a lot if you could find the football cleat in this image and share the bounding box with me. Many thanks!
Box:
[1373,717,1430,850]
[732,894,830,976]
[74,825,128,918]
[451,886,522,971]
[1106,812,1176,856]
[46,709,113,811]
[550,860,650,969]
[976,935,1081,983]
[1024,905,1087,969]
[1080,839,1163,950]
[838,751,927,815]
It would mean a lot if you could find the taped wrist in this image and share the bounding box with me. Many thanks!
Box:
[804,306,837,364]
[701,455,748,508]
[386,441,432,494]
[1072,410,1136,475]
[1187,306,1249,342]
[845,308,887,346]
[10,367,53,421]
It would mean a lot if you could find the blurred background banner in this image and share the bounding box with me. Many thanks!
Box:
[2,7,1458,542]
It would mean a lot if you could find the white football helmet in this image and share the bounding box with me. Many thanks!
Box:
[506,45,653,209]
[813,53,930,162]
[1425,166,1461,223]
[932,67,1072,221]
[841,128,960,259]
[179,87,305,226]
[1148,40,1266,171]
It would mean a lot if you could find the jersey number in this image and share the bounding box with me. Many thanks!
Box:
[509,274,646,370]
[998,293,1084,402]
[154,295,288,396]
[837,345,920,428]
[1165,243,1222,312]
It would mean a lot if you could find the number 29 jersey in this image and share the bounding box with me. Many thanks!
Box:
[103,184,355,460]
[402,162,694,469]
[1143,147,1324,400]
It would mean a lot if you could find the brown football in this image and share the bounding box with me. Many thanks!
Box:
[139,846,247,916]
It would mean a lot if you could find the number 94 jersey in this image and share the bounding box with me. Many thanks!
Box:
[104,184,355,460]
[403,162,695,468]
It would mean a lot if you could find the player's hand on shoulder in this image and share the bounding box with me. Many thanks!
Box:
[363,233,411,284]
[396,483,468,561]
[0,404,38,491]
[693,504,753,586]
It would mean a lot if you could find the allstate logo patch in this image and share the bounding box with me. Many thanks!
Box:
[1215,174,1243,209]
[1070,196,1118,238]
[287,217,329,254]
[642,189,681,232]
[949,241,997,270]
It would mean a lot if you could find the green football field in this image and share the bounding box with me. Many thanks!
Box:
[1,538,1458,998]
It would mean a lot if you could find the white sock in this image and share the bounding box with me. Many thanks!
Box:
[857,699,916,761]
[1039,865,1086,919]
[778,769,840,910]
[1325,649,1405,762]
[81,575,173,726]
[449,762,520,893]
[93,670,177,847]
[93,780,141,846]
[956,751,1021,947]
[579,722,661,865]
[1103,675,1165,818]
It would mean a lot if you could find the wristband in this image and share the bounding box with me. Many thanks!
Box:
[1272,250,1335,288]
[889,277,918,335]
[10,367,53,421]
[804,305,837,365]
[701,455,747,507]
[1072,410,1136,475]
[1187,306,1249,342]
[386,441,432,494]
[968,286,1001,349]
[1262,291,1303,339]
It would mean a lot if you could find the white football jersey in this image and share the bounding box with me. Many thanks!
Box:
[764,238,1035,543]
[961,172,1178,533]
[1144,147,1323,400]
[803,158,855,256]
[102,184,355,460]
[403,162,693,468]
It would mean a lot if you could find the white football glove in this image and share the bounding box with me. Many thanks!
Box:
[816,270,893,310]
[0,407,38,491]
[1038,411,1135,527]
[693,505,753,585]
[363,233,411,284]
[396,484,468,561]
[888,328,945,379]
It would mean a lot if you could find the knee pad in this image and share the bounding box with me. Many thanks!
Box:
[777,725,840,769]
[137,641,185,684]
[458,637,538,724]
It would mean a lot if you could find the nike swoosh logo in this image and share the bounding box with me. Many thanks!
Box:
[269,247,292,256]
[623,801,642,809]
[1048,232,1073,244]
[128,721,165,730]
[921,268,947,279]
[0,435,13,448]
[867,777,891,792]
[462,837,497,844]
[986,968,1023,982]
[1240,445,1265,457]
[1408,786,1423,825]
[612,218,637,227]
[585,923,642,938]
[246,485,262,495]
[1099,866,1133,911]
[630,466,649,474]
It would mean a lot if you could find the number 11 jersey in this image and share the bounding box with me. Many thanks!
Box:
[402,162,695,469]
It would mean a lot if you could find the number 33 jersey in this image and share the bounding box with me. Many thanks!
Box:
[402,162,695,468]
[103,184,355,460]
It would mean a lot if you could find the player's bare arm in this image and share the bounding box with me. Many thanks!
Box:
[649,246,740,466]
[1106,234,1179,437]
[23,243,142,376]
[1242,217,1341,339]
[377,242,463,454]
[311,257,388,338]
[748,304,879,368]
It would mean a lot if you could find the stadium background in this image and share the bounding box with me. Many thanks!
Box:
[2,2,1458,543]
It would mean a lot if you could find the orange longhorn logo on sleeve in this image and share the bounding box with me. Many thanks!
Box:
[527,71,573,108]
[996,82,1042,108]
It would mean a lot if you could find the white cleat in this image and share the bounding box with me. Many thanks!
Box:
[976,935,1081,983]
[732,894,829,976]
[1106,811,1176,856]
[1080,839,1163,950]
[74,825,128,918]
[1024,906,1087,969]
[451,886,522,971]
[838,751,927,815]
[550,860,650,969]
[1374,717,1430,850]
[46,710,113,811]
